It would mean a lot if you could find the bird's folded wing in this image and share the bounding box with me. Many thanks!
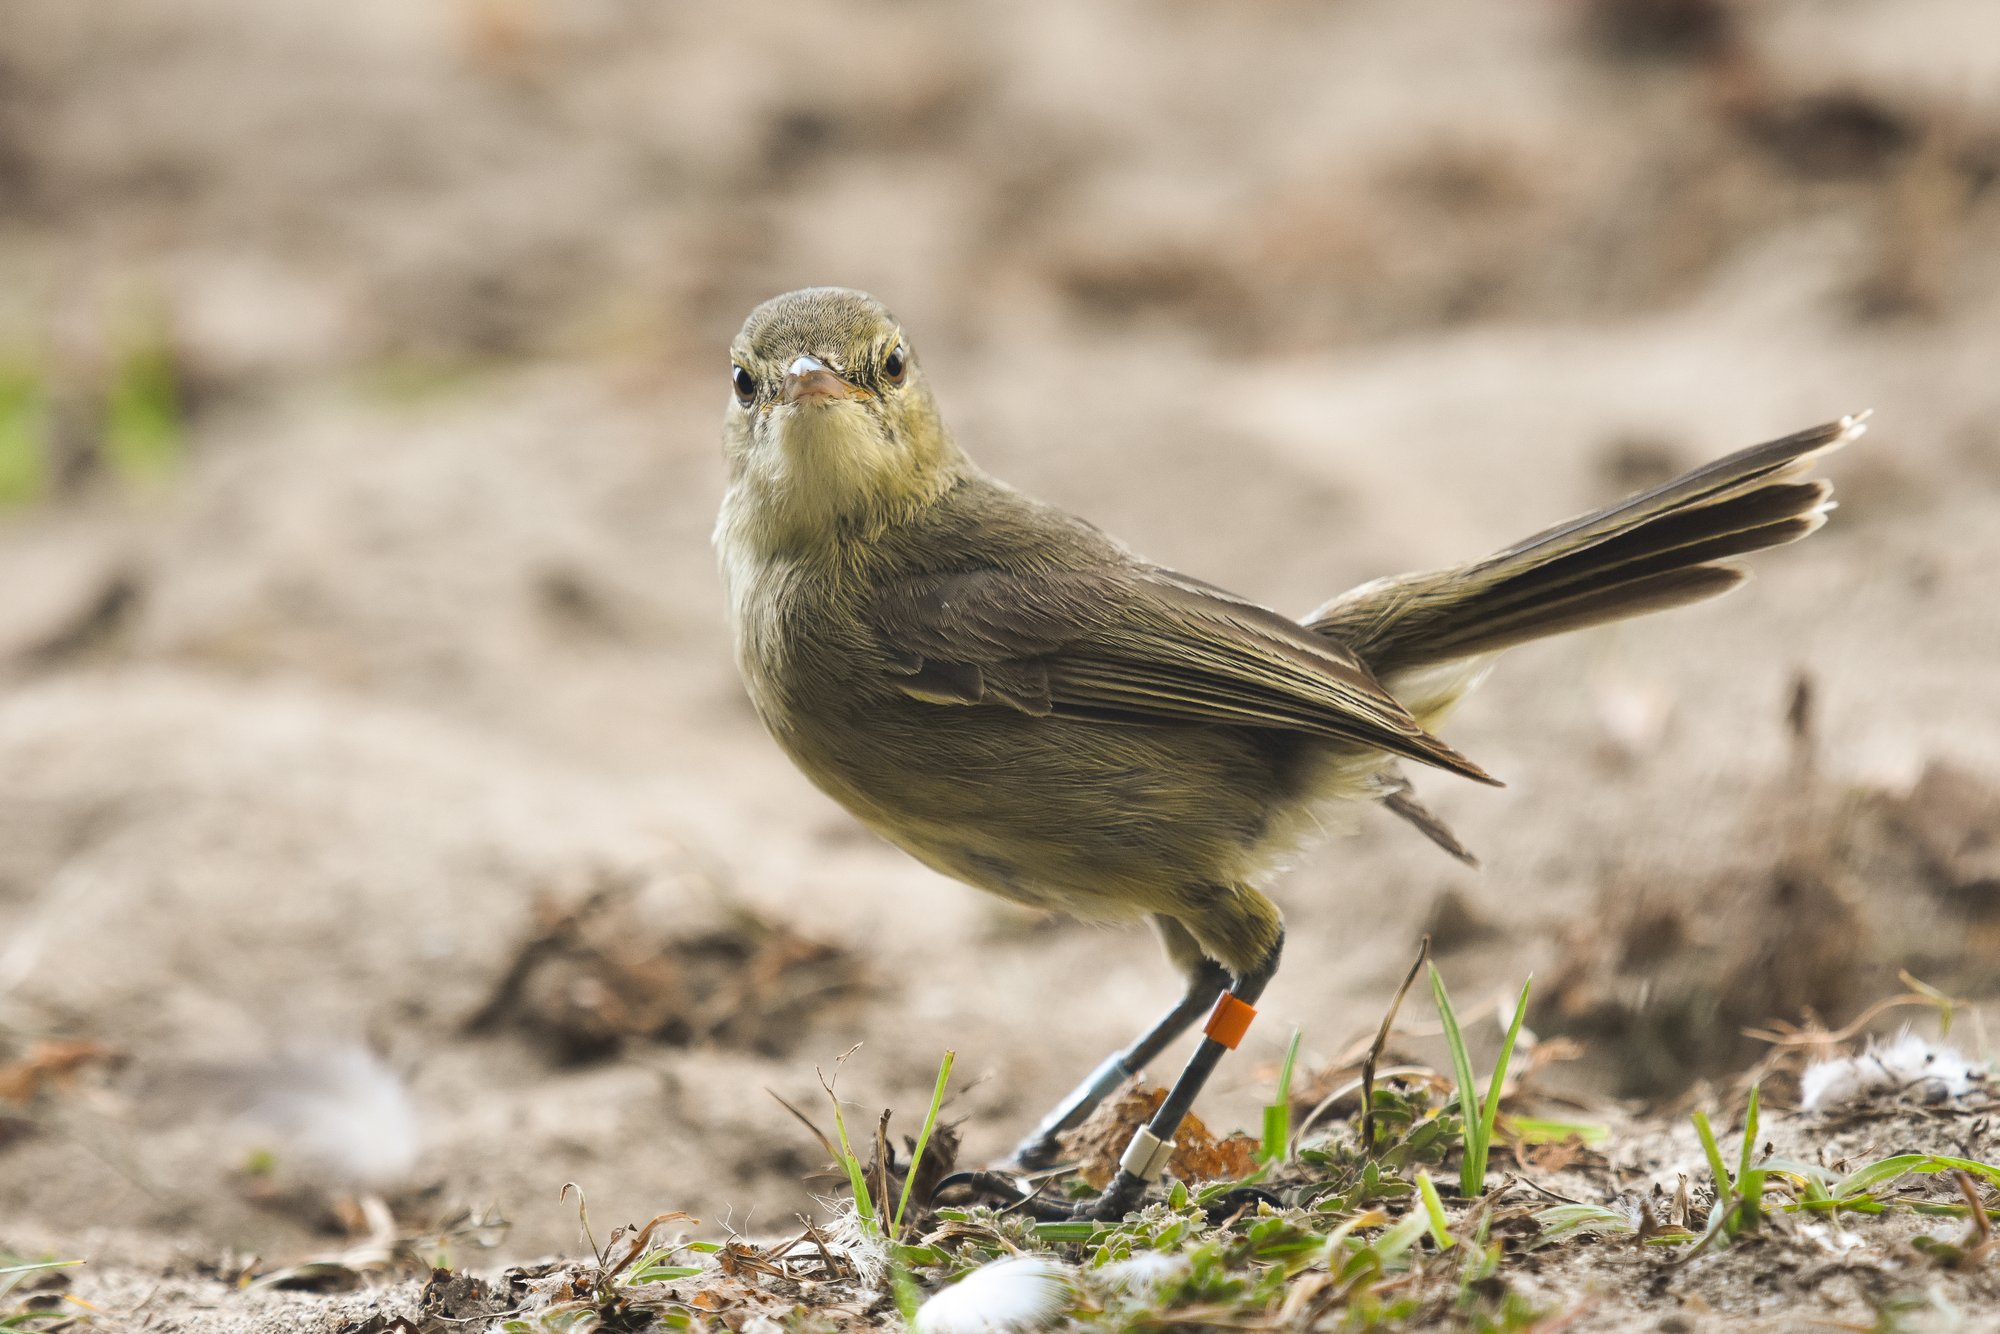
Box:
[868,566,1497,784]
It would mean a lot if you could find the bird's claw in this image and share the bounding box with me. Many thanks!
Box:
[1004,1134,1065,1174]
[929,1169,1151,1222]
[929,1170,1075,1221]
[930,1170,1279,1224]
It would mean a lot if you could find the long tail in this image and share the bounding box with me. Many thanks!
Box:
[1307,414,1867,682]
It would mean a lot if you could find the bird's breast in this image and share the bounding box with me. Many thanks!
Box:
[718,537,887,739]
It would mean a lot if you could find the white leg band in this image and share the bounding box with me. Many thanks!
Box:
[1118,1127,1176,1183]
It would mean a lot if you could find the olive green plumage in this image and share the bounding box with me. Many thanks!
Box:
[715,286,1861,982]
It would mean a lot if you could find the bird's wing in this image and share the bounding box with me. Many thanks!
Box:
[867,565,1498,784]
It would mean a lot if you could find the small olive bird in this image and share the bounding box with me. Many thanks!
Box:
[716,286,1863,1219]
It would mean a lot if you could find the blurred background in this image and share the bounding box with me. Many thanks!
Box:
[2,0,1998,1268]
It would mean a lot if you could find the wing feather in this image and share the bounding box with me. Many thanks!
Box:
[870,566,1498,784]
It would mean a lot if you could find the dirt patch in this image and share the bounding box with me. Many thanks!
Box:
[1539,735,2000,1099]
[464,880,868,1063]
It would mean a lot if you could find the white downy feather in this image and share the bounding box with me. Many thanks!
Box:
[1799,1030,1987,1111]
[239,1042,422,1189]
[915,1256,1073,1334]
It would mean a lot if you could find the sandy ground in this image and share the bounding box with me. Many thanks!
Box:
[3,0,2000,1326]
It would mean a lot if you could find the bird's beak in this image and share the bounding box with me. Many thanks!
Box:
[782,355,867,406]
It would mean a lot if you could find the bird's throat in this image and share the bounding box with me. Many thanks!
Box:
[735,403,943,555]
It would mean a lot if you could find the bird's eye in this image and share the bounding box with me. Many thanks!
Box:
[731,364,756,405]
[882,343,908,385]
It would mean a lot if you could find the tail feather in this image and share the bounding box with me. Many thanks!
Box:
[1440,486,1832,636]
[1426,503,1825,653]
[1308,413,1866,675]
[1478,416,1854,565]
[1413,563,1745,660]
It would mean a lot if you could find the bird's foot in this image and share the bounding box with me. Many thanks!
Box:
[930,1169,1279,1224]
[1073,1172,1149,1221]
[1081,1178,1280,1223]
[1004,1131,1066,1174]
[929,1170,1075,1221]
[928,1169,1150,1222]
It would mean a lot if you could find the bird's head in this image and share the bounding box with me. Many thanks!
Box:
[721,287,962,551]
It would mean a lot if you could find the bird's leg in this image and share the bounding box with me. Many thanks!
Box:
[1080,928,1285,1221]
[1007,956,1231,1171]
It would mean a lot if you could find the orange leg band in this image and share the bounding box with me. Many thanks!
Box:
[1203,993,1257,1049]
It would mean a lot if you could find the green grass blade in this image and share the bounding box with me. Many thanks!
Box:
[1416,1170,1454,1250]
[0,1260,81,1309]
[1692,1109,1732,1195]
[1505,1117,1610,1147]
[822,1083,877,1231]
[1031,1221,1104,1244]
[1337,1209,1430,1281]
[892,1049,954,1239]
[1736,1169,1765,1235]
[1832,1153,1931,1200]
[1428,964,1482,1197]
[1476,976,1532,1191]
[890,1261,922,1324]
[1758,1157,1836,1194]
[1737,1084,1761,1187]
[1528,1204,1633,1248]
[1262,1025,1303,1163]
[1833,1153,2000,1201]
[1367,1208,1432,1269]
